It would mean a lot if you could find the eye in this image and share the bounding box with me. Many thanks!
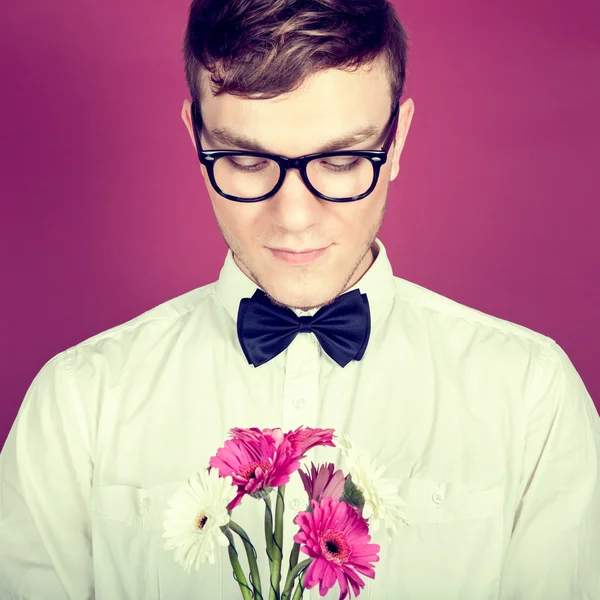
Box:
[319,156,362,172]
[226,156,268,172]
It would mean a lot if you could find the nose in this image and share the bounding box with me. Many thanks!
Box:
[269,166,323,231]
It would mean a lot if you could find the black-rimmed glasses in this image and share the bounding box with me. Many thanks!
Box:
[190,99,400,203]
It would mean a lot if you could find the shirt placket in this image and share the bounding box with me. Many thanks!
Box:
[280,332,320,594]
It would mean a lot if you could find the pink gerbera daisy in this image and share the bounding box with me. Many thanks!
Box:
[283,426,336,456]
[209,427,334,509]
[294,497,380,599]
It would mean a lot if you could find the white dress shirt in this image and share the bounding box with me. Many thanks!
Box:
[1,237,599,600]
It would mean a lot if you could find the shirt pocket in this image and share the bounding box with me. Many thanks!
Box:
[91,481,227,600]
[370,477,504,600]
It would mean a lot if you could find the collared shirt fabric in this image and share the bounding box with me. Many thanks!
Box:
[1,237,599,600]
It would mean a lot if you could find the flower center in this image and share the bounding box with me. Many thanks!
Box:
[240,461,269,480]
[320,531,350,564]
[195,512,208,530]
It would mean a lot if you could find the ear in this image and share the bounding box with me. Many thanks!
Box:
[389,98,415,182]
[181,99,198,151]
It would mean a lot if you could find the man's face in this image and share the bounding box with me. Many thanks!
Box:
[182,56,414,311]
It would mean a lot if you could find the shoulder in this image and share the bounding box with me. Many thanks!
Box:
[76,281,217,348]
[390,276,566,390]
[40,282,220,391]
[392,275,554,346]
[79,283,216,347]
[390,276,596,421]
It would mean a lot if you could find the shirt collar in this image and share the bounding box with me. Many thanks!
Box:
[215,237,396,327]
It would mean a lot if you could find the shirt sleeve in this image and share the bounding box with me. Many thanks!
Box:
[0,349,94,600]
[499,340,600,599]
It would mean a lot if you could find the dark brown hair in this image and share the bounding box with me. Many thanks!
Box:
[182,0,410,106]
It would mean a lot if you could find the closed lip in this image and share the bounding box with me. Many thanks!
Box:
[269,246,329,254]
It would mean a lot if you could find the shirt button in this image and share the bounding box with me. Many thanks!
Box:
[432,492,444,504]
[292,398,306,409]
[140,497,151,511]
[290,497,306,511]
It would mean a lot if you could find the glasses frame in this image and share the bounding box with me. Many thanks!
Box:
[190,99,401,203]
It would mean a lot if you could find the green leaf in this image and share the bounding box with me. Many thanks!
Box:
[341,475,365,512]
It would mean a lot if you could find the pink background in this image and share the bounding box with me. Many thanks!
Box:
[1,1,599,447]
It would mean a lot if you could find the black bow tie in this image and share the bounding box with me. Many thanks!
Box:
[237,288,371,368]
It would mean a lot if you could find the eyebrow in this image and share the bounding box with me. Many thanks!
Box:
[203,123,382,155]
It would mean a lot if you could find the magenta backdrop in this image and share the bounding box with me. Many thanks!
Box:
[1,1,599,447]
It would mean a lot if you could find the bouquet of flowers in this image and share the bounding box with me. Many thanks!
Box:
[163,426,408,599]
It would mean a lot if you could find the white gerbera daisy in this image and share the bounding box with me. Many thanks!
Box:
[337,434,409,538]
[163,469,237,572]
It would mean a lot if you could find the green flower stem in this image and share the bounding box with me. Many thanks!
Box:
[291,570,306,600]
[281,558,311,600]
[268,484,286,600]
[288,541,300,571]
[264,496,275,565]
[224,530,253,600]
[229,520,264,600]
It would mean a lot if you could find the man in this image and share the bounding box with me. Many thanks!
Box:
[1,0,599,598]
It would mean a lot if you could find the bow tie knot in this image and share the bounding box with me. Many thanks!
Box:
[297,316,314,333]
[237,288,371,368]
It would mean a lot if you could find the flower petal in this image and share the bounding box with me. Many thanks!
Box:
[162,470,236,572]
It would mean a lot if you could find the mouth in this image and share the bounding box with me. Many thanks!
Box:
[268,245,330,265]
